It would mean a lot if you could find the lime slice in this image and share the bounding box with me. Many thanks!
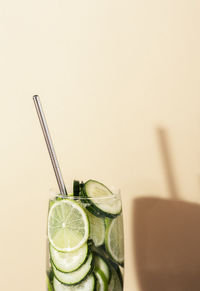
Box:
[105,214,124,264]
[48,199,89,252]
[87,211,105,247]
[49,199,57,211]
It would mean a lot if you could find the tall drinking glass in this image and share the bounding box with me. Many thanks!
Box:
[46,181,124,291]
[32,97,125,290]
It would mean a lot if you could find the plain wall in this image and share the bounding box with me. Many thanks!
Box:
[0,1,200,290]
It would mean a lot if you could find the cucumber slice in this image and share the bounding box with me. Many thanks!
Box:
[87,211,105,247]
[105,214,124,265]
[46,274,54,291]
[94,268,108,291]
[91,245,111,264]
[73,180,80,196]
[47,269,54,283]
[108,264,123,291]
[104,218,111,228]
[53,273,96,291]
[52,253,93,285]
[85,203,106,218]
[50,243,88,273]
[94,254,110,283]
[73,180,85,197]
[82,180,122,218]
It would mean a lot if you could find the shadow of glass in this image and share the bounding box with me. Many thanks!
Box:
[133,127,200,290]
[133,197,200,291]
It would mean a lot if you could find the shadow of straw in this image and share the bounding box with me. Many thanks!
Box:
[133,127,200,291]
[157,127,179,199]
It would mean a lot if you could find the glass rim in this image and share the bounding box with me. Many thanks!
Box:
[51,193,121,201]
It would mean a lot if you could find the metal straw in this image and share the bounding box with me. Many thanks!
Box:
[33,95,67,196]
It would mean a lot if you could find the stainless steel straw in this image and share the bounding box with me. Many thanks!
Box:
[33,95,67,196]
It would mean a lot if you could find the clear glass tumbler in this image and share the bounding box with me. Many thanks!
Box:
[46,181,124,291]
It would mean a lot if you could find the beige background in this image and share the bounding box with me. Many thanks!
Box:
[0,0,200,290]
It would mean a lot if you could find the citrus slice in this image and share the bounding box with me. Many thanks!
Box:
[48,199,89,252]
[105,214,124,265]
[87,211,105,247]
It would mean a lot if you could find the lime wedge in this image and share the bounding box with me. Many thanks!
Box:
[48,199,89,252]
[105,214,124,264]
[87,210,105,247]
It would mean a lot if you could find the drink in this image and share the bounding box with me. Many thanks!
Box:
[32,97,124,290]
[46,179,124,291]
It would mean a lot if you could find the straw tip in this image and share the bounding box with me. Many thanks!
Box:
[33,95,39,100]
